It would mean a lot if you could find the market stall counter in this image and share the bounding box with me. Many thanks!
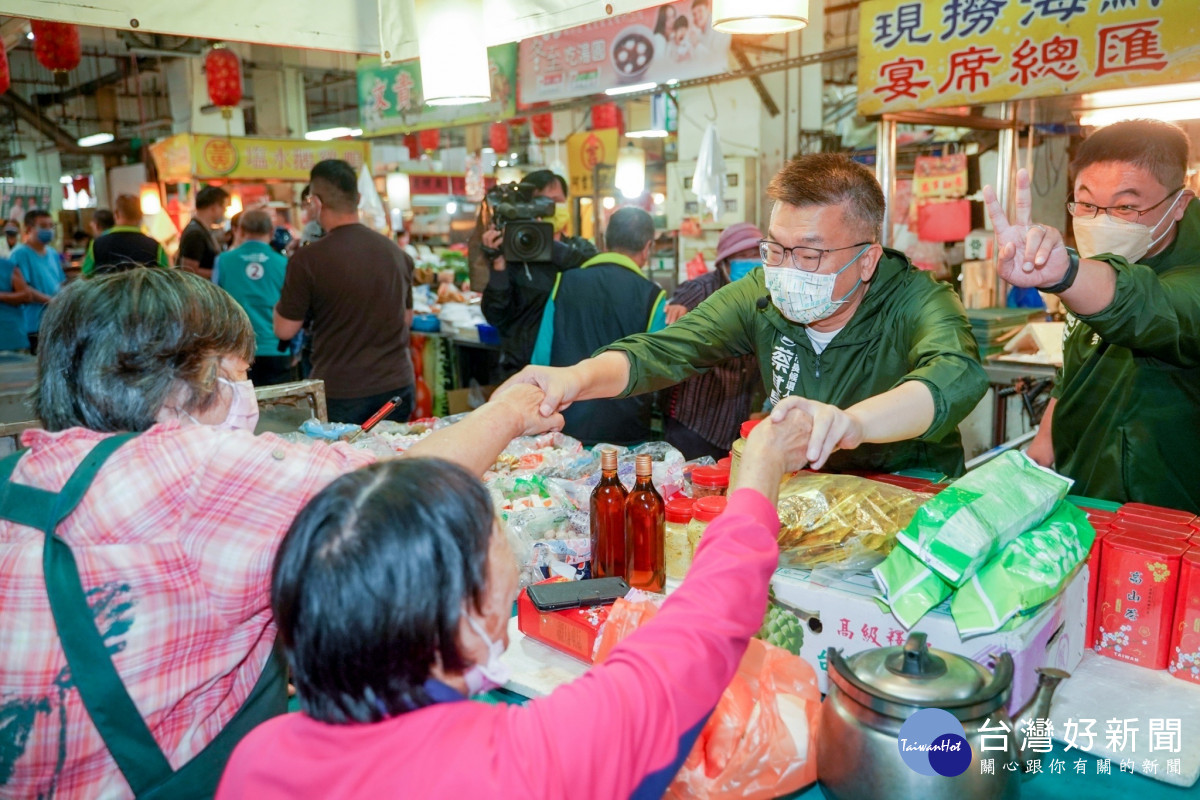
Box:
[284,413,1199,799]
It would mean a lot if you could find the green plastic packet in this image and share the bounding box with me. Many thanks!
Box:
[872,545,954,629]
[895,451,1072,587]
[950,501,1095,638]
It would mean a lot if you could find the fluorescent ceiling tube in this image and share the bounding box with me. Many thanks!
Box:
[606,82,658,96]
[77,133,115,147]
[625,129,669,138]
[305,127,363,141]
[1082,81,1200,109]
[1079,100,1200,127]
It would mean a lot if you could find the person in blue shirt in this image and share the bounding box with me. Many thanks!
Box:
[9,209,66,354]
[215,209,295,386]
[0,256,32,351]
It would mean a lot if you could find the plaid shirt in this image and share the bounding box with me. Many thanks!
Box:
[0,422,373,799]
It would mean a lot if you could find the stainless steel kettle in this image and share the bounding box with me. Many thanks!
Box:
[817,632,1068,800]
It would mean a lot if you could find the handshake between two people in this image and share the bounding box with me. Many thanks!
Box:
[494,364,864,504]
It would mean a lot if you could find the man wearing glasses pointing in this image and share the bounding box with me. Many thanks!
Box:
[500,153,988,477]
[988,119,1200,514]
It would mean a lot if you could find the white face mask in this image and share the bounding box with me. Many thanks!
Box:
[215,377,259,432]
[763,245,871,325]
[1072,190,1183,262]
[462,614,511,696]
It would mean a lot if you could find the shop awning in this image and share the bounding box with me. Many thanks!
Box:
[148,134,371,183]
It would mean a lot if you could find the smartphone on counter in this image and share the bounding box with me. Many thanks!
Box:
[526,577,631,613]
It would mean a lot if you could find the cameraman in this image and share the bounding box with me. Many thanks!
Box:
[480,170,596,376]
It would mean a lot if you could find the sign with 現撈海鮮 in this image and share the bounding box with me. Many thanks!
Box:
[857,0,1200,117]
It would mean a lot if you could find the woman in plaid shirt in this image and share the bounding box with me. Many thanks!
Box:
[0,269,561,799]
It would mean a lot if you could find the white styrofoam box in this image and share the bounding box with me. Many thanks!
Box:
[1049,651,1200,788]
[771,566,1088,714]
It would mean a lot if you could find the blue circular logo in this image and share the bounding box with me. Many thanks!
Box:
[897,708,972,777]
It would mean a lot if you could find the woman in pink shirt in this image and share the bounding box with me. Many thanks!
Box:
[217,405,814,800]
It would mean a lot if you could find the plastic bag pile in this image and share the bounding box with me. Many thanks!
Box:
[873,451,1094,637]
[596,596,821,800]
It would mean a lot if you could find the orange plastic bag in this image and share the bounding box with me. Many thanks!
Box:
[595,599,821,799]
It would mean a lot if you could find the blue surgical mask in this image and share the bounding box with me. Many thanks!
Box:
[728,259,758,282]
[36,229,53,245]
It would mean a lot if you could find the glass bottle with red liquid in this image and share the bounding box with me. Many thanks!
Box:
[626,453,665,593]
[589,448,628,579]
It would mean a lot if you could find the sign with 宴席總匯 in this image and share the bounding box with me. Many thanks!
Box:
[856,0,1200,117]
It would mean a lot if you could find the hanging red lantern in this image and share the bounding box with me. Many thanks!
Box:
[30,21,81,86]
[0,42,10,96]
[418,128,441,153]
[591,102,621,132]
[531,113,553,140]
[488,122,509,154]
[403,133,419,160]
[204,46,243,119]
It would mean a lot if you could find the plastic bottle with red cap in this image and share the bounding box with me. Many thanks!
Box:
[665,496,697,580]
[692,464,731,498]
[729,418,763,488]
[687,495,729,559]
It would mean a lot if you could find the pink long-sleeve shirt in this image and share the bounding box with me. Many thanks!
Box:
[215,488,780,800]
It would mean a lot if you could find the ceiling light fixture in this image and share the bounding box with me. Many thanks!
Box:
[713,0,810,34]
[606,82,658,97]
[414,0,491,105]
[77,133,115,147]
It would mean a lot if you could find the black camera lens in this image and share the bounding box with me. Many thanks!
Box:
[505,221,553,262]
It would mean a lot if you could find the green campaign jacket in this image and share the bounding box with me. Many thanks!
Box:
[1052,201,1200,514]
[604,249,987,477]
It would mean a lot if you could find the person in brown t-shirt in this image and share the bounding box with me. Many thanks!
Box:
[275,159,415,424]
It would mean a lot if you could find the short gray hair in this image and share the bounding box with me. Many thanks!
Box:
[605,207,655,254]
[32,269,255,432]
[239,209,274,236]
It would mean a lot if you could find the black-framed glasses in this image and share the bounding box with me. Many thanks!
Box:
[1066,186,1184,223]
[759,239,873,272]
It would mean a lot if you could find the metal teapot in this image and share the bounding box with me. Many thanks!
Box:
[817,632,1068,800]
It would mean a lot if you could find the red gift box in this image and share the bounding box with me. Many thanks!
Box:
[1119,503,1197,526]
[1111,519,1192,543]
[1085,524,1110,652]
[1169,548,1200,684]
[1096,534,1188,669]
[517,579,611,664]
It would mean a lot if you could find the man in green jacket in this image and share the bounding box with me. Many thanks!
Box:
[989,120,1200,513]
[502,154,988,477]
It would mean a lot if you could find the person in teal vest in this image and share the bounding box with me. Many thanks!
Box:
[993,120,1200,513]
[215,209,295,386]
[531,206,667,446]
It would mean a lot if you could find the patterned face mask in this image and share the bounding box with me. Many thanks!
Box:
[763,244,870,324]
[214,378,259,433]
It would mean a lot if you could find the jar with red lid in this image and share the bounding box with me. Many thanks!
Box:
[665,497,697,580]
[688,495,729,558]
[729,419,762,488]
[692,465,731,498]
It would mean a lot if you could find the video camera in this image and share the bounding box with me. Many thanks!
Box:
[485,181,556,263]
